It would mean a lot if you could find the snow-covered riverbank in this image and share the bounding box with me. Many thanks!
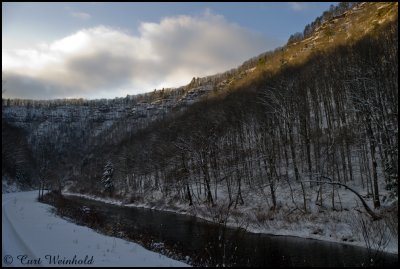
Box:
[64,191,398,255]
[2,191,188,267]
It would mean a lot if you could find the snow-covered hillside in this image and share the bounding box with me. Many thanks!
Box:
[2,191,188,267]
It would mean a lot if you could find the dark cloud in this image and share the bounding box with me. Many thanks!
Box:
[3,13,279,100]
[65,52,136,90]
[3,73,79,99]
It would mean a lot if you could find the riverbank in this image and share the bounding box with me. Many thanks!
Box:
[64,191,398,255]
[2,191,189,267]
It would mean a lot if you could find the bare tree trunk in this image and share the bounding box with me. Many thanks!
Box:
[181,153,193,206]
[201,157,214,206]
[366,115,380,208]
[288,122,300,182]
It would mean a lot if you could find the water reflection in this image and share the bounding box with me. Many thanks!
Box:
[60,196,398,267]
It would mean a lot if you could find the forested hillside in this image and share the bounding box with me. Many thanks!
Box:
[68,3,398,210]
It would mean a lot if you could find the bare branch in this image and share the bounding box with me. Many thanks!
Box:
[302,176,381,220]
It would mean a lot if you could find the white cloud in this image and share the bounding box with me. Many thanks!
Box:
[289,2,308,11]
[2,13,278,99]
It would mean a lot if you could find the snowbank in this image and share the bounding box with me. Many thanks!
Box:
[2,191,188,267]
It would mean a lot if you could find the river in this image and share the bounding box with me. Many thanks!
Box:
[50,194,397,267]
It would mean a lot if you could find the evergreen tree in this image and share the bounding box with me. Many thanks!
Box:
[101,160,114,195]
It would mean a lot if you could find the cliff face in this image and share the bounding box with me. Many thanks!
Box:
[1,84,215,176]
[3,99,164,142]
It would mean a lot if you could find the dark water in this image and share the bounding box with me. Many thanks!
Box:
[61,195,398,267]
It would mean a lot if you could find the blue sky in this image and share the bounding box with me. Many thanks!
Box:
[2,2,336,99]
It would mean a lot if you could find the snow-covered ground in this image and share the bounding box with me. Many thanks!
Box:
[2,191,188,267]
[2,178,28,194]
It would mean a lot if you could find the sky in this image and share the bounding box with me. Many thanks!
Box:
[2,2,336,100]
